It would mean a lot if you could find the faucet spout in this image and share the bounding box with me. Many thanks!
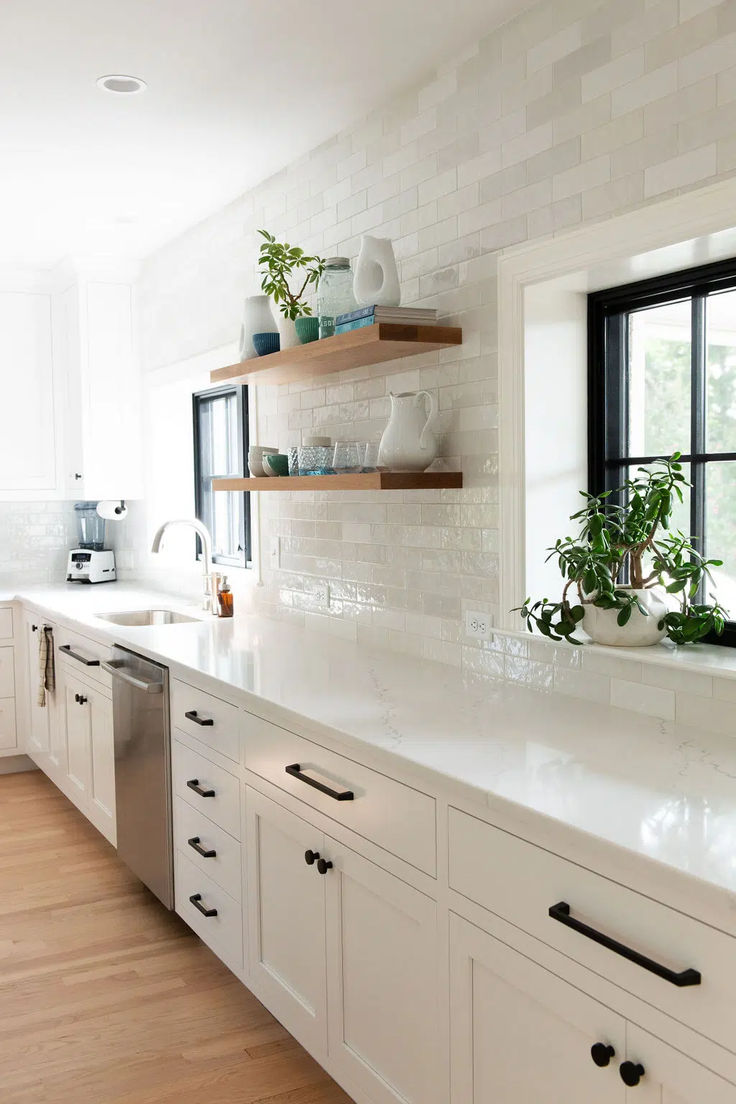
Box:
[151,518,215,612]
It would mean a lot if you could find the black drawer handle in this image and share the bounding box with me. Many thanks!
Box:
[285,763,354,801]
[187,778,215,798]
[317,858,333,875]
[59,644,100,666]
[188,836,216,858]
[304,849,320,865]
[591,1043,615,1068]
[185,710,214,727]
[189,893,217,918]
[549,902,701,987]
[74,693,88,705]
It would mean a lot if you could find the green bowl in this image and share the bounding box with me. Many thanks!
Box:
[295,316,320,344]
[264,453,289,476]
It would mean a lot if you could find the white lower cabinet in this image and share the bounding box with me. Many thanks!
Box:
[57,663,116,845]
[449,913,734,1104]
[245,787,440,1104]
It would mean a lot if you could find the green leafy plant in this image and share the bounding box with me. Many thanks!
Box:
[257,230,325,320]
[515,454,728,645]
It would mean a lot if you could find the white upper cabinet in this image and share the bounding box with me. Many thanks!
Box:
[0,291,57,493]
[0,264,141,502]
[56,271,143,500]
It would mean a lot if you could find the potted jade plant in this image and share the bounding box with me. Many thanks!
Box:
[516,454,728,647]
[257,230,325,349]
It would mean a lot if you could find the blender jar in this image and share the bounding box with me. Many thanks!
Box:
[74,502,106,551]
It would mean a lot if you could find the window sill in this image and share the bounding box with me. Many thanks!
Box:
[497,626,736,683]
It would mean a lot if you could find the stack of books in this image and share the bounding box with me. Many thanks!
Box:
[335,305,438,334]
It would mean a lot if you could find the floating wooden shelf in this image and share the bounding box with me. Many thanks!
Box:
[210,323,463,386]
[213,472,463,492]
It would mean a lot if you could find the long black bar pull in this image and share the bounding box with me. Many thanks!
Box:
[548,902,701,987]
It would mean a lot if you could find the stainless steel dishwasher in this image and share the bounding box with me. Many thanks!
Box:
[103,646,174,909]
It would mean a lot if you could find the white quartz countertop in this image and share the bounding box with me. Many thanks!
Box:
[7,583,736,921]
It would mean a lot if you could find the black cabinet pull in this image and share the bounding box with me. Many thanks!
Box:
[185,710,214,727]
[59,644,100,666]
[31,624,38,632]
[188,836,216,858]
[591,1043,615,1068]
[549,902,701,987]
[304,849,320,865]
[317,858,333,875]
[285,763,354,802]
[74,693,88,705]
[187,778,215,798]
[189,893,217,918]
[619,1062,645,1087]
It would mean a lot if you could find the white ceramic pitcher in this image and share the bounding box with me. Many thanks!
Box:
[378,390,438,472]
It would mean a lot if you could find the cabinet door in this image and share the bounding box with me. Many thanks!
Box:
[325,837,441,1104]
[64,677,91,800]
[245,788,327,1057]
[0,292,57,493]
[624,1024,736,1104]
[88,687,116,846]
[450,913,626,1104]
[24,615,50,756]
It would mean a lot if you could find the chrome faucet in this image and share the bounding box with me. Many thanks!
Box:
[151,518,216,613]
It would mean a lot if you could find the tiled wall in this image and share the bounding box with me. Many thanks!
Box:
[137,0,736,676]
[0,502,78,586]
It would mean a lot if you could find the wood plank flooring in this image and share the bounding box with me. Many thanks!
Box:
[0,770,353,1104]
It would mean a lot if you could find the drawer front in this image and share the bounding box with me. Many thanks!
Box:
[244,712,436,875]
[0,608,13,641]
[56,627,112,691]
[171,679,239,762]
[0,698,17,750]
[175,848,243,974]
[449,807,736,1055]
[172,738,240,839]
[0,647,14,698]
[173,796,241,900]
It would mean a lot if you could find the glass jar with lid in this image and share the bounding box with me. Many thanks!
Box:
[317,257,357,339]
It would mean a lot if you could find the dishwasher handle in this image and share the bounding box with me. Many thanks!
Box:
[102,660,163,694]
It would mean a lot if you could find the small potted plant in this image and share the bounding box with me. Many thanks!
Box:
[516,454,728,647]
[257,230,325,349]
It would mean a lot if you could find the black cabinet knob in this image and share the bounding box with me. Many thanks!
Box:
[620,1062,645,1087]
[591,1043,615,1068]
[31,624,38,632]
[304,850,320,865]
[316,858,333,875]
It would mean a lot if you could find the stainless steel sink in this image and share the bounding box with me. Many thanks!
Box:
[98,609,200,626]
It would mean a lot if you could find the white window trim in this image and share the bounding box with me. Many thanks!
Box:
[497,175,736,633]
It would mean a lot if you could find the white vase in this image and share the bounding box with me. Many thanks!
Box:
[582,587,669,647]
[277,315,300,350]
[377,390,438,472]
[238,295,277,360]
[353,235,401,307]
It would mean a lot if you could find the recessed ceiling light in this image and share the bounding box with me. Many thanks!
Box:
[97,74,147,95]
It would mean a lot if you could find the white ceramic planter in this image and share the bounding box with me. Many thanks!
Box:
[582,587,669,647]
[277,315,300,350]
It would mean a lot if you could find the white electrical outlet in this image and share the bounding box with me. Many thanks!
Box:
[313,582,330,608]
[465,610,492,639]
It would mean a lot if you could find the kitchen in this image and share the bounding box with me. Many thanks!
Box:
[3,1,736,1102]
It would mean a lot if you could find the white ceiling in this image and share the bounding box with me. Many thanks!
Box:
[0,0,531,269]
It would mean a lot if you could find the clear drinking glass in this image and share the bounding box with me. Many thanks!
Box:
[332,442,362,473]
[360,442,380,472]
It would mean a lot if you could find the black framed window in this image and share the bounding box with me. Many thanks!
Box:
[588,257,736,646]
[193,385,250,568]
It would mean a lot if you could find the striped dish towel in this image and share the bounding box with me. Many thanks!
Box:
[37,626,55,707]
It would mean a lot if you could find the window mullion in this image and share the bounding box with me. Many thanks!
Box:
[691,296,706,564]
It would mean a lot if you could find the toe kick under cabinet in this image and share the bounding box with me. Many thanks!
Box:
[167,678,736,1104]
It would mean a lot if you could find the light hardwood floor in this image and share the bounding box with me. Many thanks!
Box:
[0,770,353,1104]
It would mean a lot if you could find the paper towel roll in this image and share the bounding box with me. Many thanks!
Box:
[96,500,128,521]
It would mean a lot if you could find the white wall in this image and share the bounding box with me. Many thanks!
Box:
[137,0,736,668]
